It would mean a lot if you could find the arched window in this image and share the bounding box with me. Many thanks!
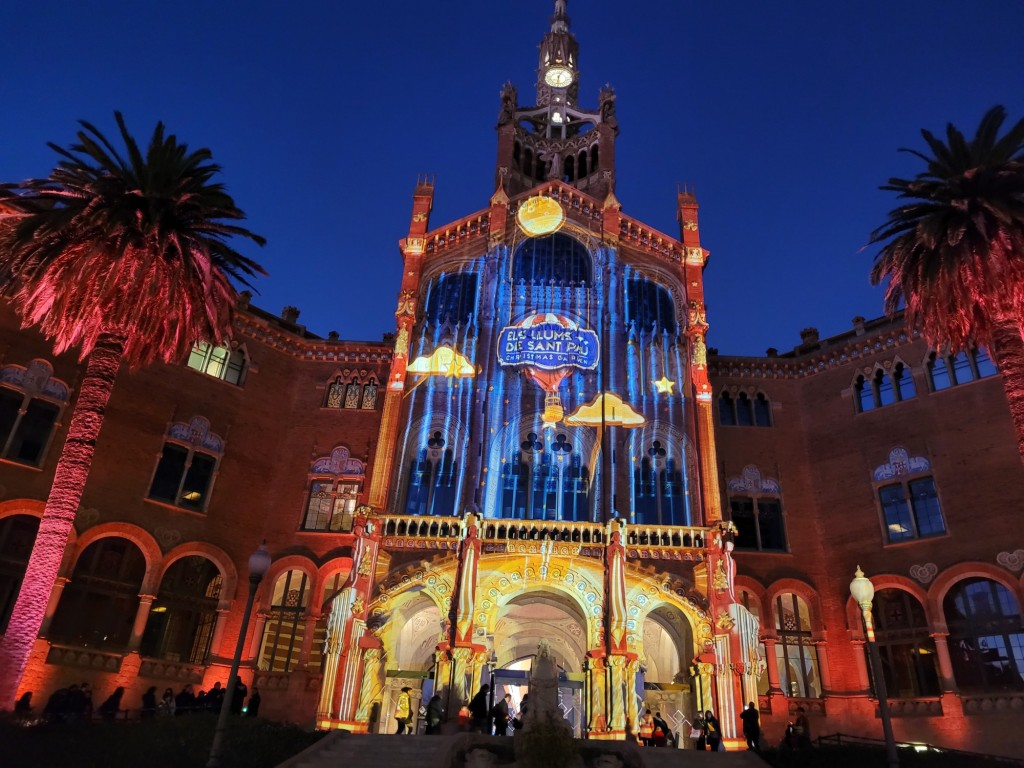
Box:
[187,342,247,385]
[0,360,70,467]
[425,273,479,325]
[893,362,916,400]
[870,589,940,697]
[0,515,40,633]
[774,593,822,698]
[501,432,589,521]
[753,393,772,427]
[140,556,222,664]
[872,449,944,543]
[512,233,591,286]
[633,441,686,526]
[259,569,312,673]
[577,150,588,177]
[147,416,224,513]
[302,446,365,531]
[856,364,916,412]
[49,537,146,651]
[563,156,574,182]
[307,570,349,673]
[325,373,380,410]
[944,578,1024,692]
[735,393,754,426]
[590,144,599,172]
[625,278,676,334]
[719,392,736,426]
[856,374,875,412]
[404,432,459,517]
[876,369,895,406]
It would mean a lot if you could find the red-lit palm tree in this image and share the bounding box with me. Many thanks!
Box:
[0,113,265,706]
[870,105,1024,460]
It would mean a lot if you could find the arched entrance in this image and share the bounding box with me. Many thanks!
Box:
[640,604,697,745]
[490,591,588,735]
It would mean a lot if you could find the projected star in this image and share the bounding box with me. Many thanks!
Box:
[652,376,676,394]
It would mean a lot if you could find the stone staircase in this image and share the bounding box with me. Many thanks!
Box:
[277,732,769,768]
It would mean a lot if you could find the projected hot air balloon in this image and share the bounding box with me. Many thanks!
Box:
[497,312,600,427]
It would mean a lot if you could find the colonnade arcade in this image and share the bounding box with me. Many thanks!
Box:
[314,509,761,742]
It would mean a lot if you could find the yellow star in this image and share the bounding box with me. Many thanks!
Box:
[652,376,676,395]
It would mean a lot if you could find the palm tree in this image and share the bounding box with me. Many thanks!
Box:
[0,113,265,706]
[870,105,1024,460]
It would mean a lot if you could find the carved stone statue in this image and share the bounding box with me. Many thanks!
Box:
[498,82,517,126]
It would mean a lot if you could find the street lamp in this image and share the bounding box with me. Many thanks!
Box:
[850,566,899,768]
[207,542,273,768]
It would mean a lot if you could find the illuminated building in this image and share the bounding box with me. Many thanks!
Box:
[1,1,1021,758]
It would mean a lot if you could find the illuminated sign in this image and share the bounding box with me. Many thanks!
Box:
[497,314,599,371]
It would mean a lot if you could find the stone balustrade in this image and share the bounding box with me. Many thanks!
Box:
[962,692,1024,715]
[885,697,943,717]
[138,658,206,684]
[46,644,123,672]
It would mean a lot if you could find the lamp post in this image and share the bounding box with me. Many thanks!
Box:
[850,566,899,768]
[207,543,272,768]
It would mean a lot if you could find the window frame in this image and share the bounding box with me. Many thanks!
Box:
[876,473,947,544]
[146,440,222,514]
[301,478,362,532]
[729,493,788,552]
[927,348,997,392]
[854,361,916,414]
[186,341,248,386]
[773,592,823,699]
[719,390,772,428]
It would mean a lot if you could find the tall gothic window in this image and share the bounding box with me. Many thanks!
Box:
[259,569,311,673]
[140,556,222,664]
[928,348,997,391]
[325,374,379,410]
[855,363,916,413]
[512,233,591,285]
[0,360,70,467]
[0,515,39,633]
[719,391,771,427]
[944,578,1024,692]
[49,538,146,651]
[425,273,479,325]
[625,278,676,334]
[187,342,247,385]
[633,441,686,525]
[500,432,589,521]
[404,432,459,517]
[870,589,940,698]
[774,593,822,698]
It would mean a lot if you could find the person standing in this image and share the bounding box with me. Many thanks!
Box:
[794,706,811,750]
[246,687,261,718]
[394,686,413,734]
[691,711,707,750]
[704,709,722,752]
[638,709,655,746]
[141,687,158,719]
[468,684,490,733]
[425,694,444,734]
[98,687,124,721]
[740,701,760,751]
[652,711,672,747]
[230,676,248,716]
[492,693,512,735]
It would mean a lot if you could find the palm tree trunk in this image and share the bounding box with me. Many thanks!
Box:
[989,320,1024,463]
[0,332,124,708]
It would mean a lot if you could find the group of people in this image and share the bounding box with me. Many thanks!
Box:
[637,709,674,747]
[18,678,261,724]
[399,684,527,736]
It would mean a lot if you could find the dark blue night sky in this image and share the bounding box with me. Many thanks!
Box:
[4,1,1023,355]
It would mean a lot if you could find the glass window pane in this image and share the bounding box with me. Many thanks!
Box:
[9,398,59,465]
[361,383,378,409]
[877,371,895,406]
[303,480,333,530]
[719,394,735,426]
[344,384,362,409]
[180,452,217,511]
[206,346,229,379]
[224,350,246,385]
[857,377,874,412]
[736,394,754,426]
[974,348,997,378]
[757,499,787,550]
[187,343,211,372]
[730,498,757,549]
[951,351,973,385]
[754,394,771,426]
[326,381,344,409]
[909,477,945,537]
[0,388,24,453]
[880,484,914,542]
[930,355,951,391]
[895,364,916,400]
[149,444,188,503]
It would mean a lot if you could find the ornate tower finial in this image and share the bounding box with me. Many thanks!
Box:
[551,0,569,33]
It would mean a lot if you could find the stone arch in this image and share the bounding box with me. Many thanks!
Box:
[764,578,824,635]
[734,575,768,619]
[259,554,317,608]
[842,574,931,634]
[493,587,590,672]
[159,542,238,606]
[927,562,1024,632]
[71,522,162,593]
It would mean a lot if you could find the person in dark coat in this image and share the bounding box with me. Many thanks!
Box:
[704,710,722,752]
[98,687,124,721]
[652,712,672,747]
[691,712,707,750]
[15,692,33,722]
[425,694,444,735]
[230,676,247,715]
[246,687,261,717]
[740,701,760,751]
[141,686,158,719]
[468,684,490,733]
[175,684,196,715]
[491,693,511,735]
[207,681,224,712]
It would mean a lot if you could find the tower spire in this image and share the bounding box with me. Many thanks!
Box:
[551,0,569,33]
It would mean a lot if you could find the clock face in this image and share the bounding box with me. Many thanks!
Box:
[544,66,574,88]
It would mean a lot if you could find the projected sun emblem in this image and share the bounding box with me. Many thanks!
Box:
[516,195,565,237]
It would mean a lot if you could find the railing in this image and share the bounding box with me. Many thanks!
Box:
[815,733,1024,766]
[45,644,123,672]
[379,515,712,559]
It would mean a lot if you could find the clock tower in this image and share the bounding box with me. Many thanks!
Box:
[495,0,618,199]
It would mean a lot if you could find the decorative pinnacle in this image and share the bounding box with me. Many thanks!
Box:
[551,0,569,33]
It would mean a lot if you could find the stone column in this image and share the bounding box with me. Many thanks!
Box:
[127,594,157,652]
[814,640,833,695]
[297,612,321,669]
[762,636,782,694]
[38,576,69,636]
[247,611,269,663]
[450,646,475,707]
[316,610,345,720]
[209,607,231,660]
[851,639,870,692]
[586,655,608,734]
[354,647,384,723]
[930,632,958,693]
